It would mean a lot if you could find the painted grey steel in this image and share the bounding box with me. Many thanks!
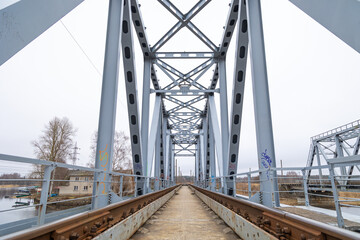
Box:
[0,0,84,66]
[153,0,212,52]
[165,130,171,184]
[301,170,310,207]
[154,52,215,59]
[226,0,249,196]
[141,59,151,176]
[209,96,224,190]
[219,59,229,179]
[247,0,279,207]
[218,0,240,56]
[121,0,144,195]
[290,0,360,53]
[203,115,209,186]
[146,96,162,180]
[130,0,151,56]
[335,135,346,188]
[247,173,252,198]
[92,0,124,210]
[37,165,54,225]
[195,143,199,184]
[199,132,205,182]
[154,114,161,191]
[160,116,167,188]
[329,164,345,228]
[307,119,360,186]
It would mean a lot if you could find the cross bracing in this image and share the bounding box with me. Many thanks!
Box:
[1,0,359,213]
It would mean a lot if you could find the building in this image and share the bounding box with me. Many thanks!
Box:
[58,171,93,195]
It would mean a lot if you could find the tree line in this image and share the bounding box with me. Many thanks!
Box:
[29,117,132,180]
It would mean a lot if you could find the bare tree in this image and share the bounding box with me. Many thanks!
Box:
[89,131,132,171]
[31,117,76,189]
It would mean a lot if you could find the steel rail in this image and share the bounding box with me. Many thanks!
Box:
[5,185,179,240]
[191,185,360,240]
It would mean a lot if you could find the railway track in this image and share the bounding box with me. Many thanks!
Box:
[4,185,178,240]
[4,184,360,239]
[191,185,359,240]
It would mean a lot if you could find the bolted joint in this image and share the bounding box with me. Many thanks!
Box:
[69,232,79,240]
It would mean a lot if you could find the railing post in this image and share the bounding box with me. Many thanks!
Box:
[120,175,123,198]
[233,175,236,197]
[329,164,345,228]
[247,173,252,198]
[302,169,310,206]
[134,177,138,197]
[37,165,54,225]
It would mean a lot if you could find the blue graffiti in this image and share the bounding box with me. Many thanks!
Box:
[261,149,272,168]
[261,149,272,179]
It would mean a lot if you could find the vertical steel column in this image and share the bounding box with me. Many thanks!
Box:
[204,115,210,188]
[154,112,161,191]
[37,165,54,225]
[227,0,249,196]
[209,115,216,191]
[92,0,124,210]
[315,144,324,185]
[195,143,199,185]
[335,135,346,188]
[146,95,162,191]
[160,116,166,189]
[219,59,229,181]
[165,130,171,185]
[247,173,252,198]
[141,58,151,177]
[171,143,175,185]
[199,130,205,184]
[247,0,279,207]
[121,0,144,196]
[329,164,345,228]
[302,170,310,206]
[209,96,224,189]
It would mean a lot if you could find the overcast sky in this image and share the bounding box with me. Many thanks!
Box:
[0,0,359,177]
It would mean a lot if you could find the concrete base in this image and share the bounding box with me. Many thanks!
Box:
[194,188,277,240]
[94,187,179,240]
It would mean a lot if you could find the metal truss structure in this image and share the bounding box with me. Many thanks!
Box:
[1,0,360,211]
[307,119,360,188]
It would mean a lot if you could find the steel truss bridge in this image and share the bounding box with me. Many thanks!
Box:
[0,0,360,239]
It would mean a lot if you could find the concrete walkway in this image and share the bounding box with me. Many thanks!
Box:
[130,186,241,240]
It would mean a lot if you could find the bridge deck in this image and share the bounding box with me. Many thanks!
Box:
[130,186,241,240]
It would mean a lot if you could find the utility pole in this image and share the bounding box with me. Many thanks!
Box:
[71,142,80,165]
[280,160,283,176]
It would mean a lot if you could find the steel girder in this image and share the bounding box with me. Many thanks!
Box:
[289,0,360,54]
[0,0,85,66]
[226,0,249,196]
[306,119,360,187]
[95,0,280,204]
[247,0,279,207]
[121,0,144,196]
[92,0,124,209]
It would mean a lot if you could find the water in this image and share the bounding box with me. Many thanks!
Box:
[0,187,37,225]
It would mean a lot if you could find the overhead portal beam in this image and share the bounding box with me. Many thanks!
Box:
[0,0,84,66]
[290,0,360,53]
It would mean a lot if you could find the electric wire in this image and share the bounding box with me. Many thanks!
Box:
[60,20,102,77]
[60,20,127,109]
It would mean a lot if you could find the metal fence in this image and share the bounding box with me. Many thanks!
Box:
[197,163,360,229]
[0,154,173,236]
